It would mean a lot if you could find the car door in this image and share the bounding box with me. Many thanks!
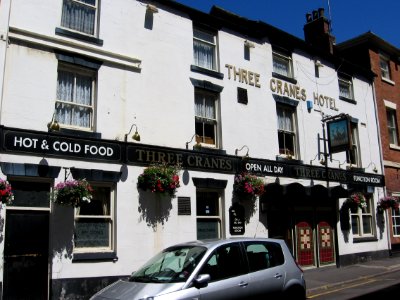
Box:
[243,241,286,298]
[197,242,250,300]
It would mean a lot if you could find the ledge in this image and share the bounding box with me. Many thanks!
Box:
[271,72,297,84]
[190,65,224,79]
[55,27,103,46]
[339,96,357,104]
[72,252,118,262]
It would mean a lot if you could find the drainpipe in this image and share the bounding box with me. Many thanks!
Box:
[0,0,13,125]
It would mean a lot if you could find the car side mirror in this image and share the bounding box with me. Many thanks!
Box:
[193,274,210,289]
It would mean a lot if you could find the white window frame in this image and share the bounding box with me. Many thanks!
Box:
[338,75,354,100]
[350,195,374,237]
[73,182,115,253]
[277,104,298,158]
[272,51,293,78]
[196,190,224,240]
[55,63,96,131]
[380,54,391,81]
[348,122,361,167]
[193,27,218,71]
[195,89,219,148]
[61,0,99,37]
[386,107,399,146]
[392,203,400,237]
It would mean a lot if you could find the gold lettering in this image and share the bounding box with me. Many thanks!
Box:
[225,64,233,79]
[255,74,261,88]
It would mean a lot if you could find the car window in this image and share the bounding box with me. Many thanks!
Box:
[244,241,284,272]
[200,243,246,281]
[130,246,207,283]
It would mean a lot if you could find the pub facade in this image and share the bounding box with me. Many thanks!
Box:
[0,0,388,298]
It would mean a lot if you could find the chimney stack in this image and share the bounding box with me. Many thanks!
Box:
[304,8,335,54]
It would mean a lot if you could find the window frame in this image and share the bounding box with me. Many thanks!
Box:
[60,0,99,37]
[348,122,361,167]
[73,181,115,254]
[196,190,224,240]
[350,195,374,237]
[193,27,218,71]
[338,74,354,101]
[272,51,294,79]
[380,54,392,81]
[276,104,298,158]
[194,88,220,148]
[392,204,400,237]
[386,107,399,146]
[55,63,96,132]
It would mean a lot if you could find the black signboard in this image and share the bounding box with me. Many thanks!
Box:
[229,203,245,235]
[327,117,351,154]
[2,129,121,162]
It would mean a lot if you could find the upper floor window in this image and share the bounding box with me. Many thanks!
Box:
[193,27,218,71]
[338,74,354,100]
[380,54,391,81]
[55,64,95,131]
[387,107,399,146]
[195,89,219,147]
[61,0,98,36]
[74,183,114,252]
[277,104,298,158]
[272,51,293,78]
[348,122,360,166]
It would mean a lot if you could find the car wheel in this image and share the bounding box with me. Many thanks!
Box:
[284,286,306,300]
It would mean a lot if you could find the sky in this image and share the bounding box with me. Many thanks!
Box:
[174,0,400,49]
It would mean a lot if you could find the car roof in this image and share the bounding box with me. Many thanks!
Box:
[168,237,286,250]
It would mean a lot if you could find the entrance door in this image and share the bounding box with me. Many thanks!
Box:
[295,220,315,267]
[3,210,50,300]
[317,221,335,265]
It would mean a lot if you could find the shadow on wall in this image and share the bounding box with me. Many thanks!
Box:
[232,192,257,224]
[51,204,75,259]
[138,191,173,231]
[376,211,385,240]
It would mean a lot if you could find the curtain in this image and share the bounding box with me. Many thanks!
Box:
[193,40,215,70]
[273,58,289,77]
[195,93,215,120]
[277,108,292,132]
[61,0,96,35]
[56,70,92,128]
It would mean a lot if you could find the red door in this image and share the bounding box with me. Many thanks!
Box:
[295,221,314,267]
[317,221,335,265]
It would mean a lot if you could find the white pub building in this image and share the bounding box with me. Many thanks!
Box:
[0,0,387,298]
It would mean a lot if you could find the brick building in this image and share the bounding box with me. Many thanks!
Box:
[338,33,400,255]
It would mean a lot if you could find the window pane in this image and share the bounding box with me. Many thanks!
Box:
[197,220,220,239]
[273,55,290,77]
[362,215,372,234]
[380,59,390,79]
[196,192,219,216]
[351,215,360,235]
[77,186,110,216]
[61,0,96,35]
[8,181,50,208]
[387,109,398,145]
[193,40,215,70]
[75,219,110,247]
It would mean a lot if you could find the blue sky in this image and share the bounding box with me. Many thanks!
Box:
[174,0,400,48]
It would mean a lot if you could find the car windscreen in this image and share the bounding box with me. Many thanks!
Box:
[129,245,208,283]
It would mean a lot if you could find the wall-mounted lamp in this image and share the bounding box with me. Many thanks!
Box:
[244,40,255,48]
[47,113,60,131]
[235,145,249,158]
[186,134,201,150]
[366,162,378,173]
[147,4,158,13]
[124,124,141,142]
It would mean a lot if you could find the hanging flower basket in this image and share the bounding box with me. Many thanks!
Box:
[0,179,14,204]
[137,163,180,197]
[377,196,400,214]
[346,192,367,210]
[233,172,265,198]
[53,179,93,207]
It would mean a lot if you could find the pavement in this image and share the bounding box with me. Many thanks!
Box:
[304,254,400,298]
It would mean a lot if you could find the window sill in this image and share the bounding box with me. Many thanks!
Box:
[389,144,400,151]
[190,65,224,79]
[272,72,297,84]
[53,128,101,139]
[339,96,357,104]
[381,77,395,86]
[55,27,104,46]
[72,251,117,262]
[353,236,378,243]
[275,155,302,164]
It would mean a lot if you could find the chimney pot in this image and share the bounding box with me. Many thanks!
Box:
[318,8,325,18]
[306,13,312,23]
[312,10,319,20]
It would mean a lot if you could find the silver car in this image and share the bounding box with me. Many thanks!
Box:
[90,238,306,300]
